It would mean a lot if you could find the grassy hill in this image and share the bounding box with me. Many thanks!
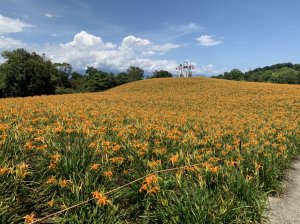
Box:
[0,77,300,223]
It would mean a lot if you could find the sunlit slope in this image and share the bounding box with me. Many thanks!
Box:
[105,77,300,128]
[0,77,300,223]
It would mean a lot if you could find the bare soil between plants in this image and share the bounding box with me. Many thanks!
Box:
[264,159,300,224]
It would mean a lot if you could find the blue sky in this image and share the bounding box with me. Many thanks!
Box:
[0,0,300,75]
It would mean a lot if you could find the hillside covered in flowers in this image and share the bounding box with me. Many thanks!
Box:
[0,77,299,223]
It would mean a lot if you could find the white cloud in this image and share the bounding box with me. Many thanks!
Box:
[166,22,200,35]
[0,15,30,51]
[129,58,178,72]
[196,35,222,46]
[61,31,105,48]
[151,43,181,54]
[44,31,181,72]
[60,31,117,49]
[0,14,32,34]
[120,35,151,50]
[192,63,225,75]
[120,35,180,55]
[178,22,200,34]
[44,13,58,18]
[0,36,25,50]
[0,29,222,75]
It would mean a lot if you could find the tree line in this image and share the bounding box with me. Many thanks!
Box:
[212,63,300,84]
[0,48,173,98]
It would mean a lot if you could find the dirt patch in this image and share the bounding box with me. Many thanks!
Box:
[264,159,300,224]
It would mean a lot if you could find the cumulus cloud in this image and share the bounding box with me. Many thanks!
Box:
[0,28,222,75]
[0,14,32,34]
[120,35,151,50]
[120,35,180,55]
[192,63,225,75]
[61,31,116,49]
[0,15,30,51]
[196,35,222,46]
[44,31,180,72]
[0,36,25,50]
[62,31,103,47]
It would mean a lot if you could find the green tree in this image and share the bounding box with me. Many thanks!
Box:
[0,65,5,97]
[216,63,300,84]
[71,71,84,80]
[126,66,144,82]
[224,69,244,80]
[69,72,85,90]
[151,70,172,78]
[258,70,272,82]
[1,49,55,97]
[83,67,116,92]
[115,72,129,85]
[276,67,299,84]
[52,62,72,88]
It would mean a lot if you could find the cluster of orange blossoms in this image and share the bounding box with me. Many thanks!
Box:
[24,214,35,224]
[139,175,160,194]
[92,191,111,205]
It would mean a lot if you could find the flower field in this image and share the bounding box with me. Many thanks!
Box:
[0,77,300,223]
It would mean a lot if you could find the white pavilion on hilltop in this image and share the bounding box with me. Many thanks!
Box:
[176,61,194,77]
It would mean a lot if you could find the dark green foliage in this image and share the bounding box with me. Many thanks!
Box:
[0,49,55,97]
[151,70,173,78]
[0,68,5,98]
[52,62,72,88]
[223,69,244,81]
[115,72,129,85]
[214,63,300,84]
[68,72,86,92]
[126,66,144,82]
[0,48,153,98]
[83,67,116,92]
